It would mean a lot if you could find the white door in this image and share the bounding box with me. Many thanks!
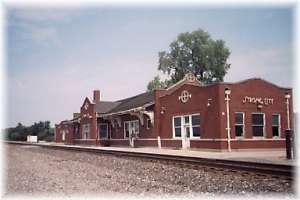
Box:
[129,121,139,147]
[182,116,190,149]
[62,131,65,142]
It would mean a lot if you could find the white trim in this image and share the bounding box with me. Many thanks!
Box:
[191,114,201,139]
[62,130,65,141]
[107,138,286,142]
[251,112,265,138]
[272,114,281,138]
[189,138,227,141]
[110,139,129,141]
[231,138,285,141]
[166,79,186,90]
[100,102,154,117]
[172,113,200,139]
[123,120,139,139]
[108,138,286,142]
[109,138,159,141]
[172,116,182,139]
[160,138,182,141]
[74,139,96,141]
[234,112,245,138]
[142,111,154,125]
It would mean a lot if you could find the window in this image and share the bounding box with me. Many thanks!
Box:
[272,114,280,137]
[146,119,151,129]
[124,122,130,138]
[191,115,200,137]
[252,113,265,137]
[235,112,244,137]
[82,124,90,139]
[173,117,182,137]
[131,121,139,138]
[184,116,189,124]
[173,114,201,138]
[124,120,139,138]
[99,123,108,139]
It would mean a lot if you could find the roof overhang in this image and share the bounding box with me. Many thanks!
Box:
[98,102,154,118]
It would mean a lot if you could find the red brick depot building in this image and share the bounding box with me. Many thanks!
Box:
[55,73,293,151]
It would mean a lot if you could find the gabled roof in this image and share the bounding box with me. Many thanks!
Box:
[95,101,121,114]
[108,91,154,113]
[95,91,154,115]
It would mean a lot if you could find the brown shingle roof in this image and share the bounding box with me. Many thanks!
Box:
[94,101,121,114]
[95,91,154,114]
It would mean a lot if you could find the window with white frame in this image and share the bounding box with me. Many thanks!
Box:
[173,114,200,138]
[191,115,200,137]
[173,117,182,137]
[124,120,139,138]
[146,119,151,129]
[124,122,130,138]
[99,123,108,139]
[272,114,280,137]
[252,113,265,137]
[235,112,244,137]
[82,124,90,139]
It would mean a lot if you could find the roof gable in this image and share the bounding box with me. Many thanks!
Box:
[80,97,92,109]
[161,73,202,97]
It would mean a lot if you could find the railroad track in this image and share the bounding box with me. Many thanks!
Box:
[5,141,294,179]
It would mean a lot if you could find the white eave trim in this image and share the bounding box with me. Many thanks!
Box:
[99,102,154,117]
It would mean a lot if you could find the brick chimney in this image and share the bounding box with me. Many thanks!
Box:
[93,90,100,103]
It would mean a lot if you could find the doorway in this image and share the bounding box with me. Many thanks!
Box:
[182,116,191,149]
[124,120,139,147]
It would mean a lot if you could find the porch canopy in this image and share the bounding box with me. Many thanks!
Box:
[95,91,155,128]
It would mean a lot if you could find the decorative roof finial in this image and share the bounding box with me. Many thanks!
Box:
[185,72,196,82]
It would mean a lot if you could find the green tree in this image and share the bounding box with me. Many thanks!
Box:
[4,121,55,141]
[147,28,231,91]
[147,76,168,91]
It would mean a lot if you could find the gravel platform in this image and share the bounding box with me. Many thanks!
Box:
[4,144,295,198]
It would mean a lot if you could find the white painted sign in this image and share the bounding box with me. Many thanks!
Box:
[242,96,274,105]
[27,135,38,143]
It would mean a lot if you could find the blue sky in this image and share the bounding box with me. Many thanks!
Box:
[6,6,294,127]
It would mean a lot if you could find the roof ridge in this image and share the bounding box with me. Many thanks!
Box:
[115,91,154,102]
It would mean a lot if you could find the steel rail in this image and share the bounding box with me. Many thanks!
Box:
[5,141,294,178]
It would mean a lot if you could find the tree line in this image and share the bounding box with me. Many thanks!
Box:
[4,121,55,142]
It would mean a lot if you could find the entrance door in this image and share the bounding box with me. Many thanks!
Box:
[126,121,139,147]
[182,116,190,149]
[62,131,65,142]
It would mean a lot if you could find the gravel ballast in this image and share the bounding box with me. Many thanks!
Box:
[5,144,294,197]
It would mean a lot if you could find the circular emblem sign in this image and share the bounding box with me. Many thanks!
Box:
[186,73,196,82]
[179,90,192,103]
